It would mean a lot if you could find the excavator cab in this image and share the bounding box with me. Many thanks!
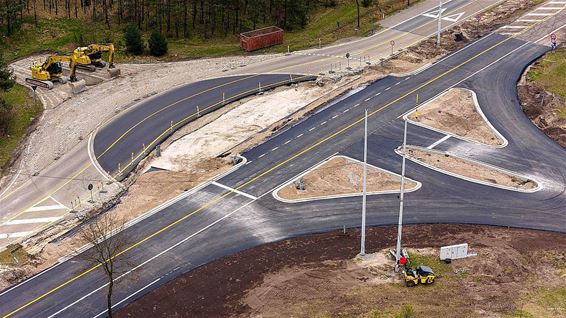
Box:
[26,52,91,89]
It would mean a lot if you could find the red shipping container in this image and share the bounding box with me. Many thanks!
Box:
[240,26,284,52]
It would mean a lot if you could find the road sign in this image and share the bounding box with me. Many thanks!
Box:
[31,85,37,91]
[87,184,93,191]
[345,52,350,59]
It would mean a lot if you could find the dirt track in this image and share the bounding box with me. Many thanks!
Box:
[116,225,566,318]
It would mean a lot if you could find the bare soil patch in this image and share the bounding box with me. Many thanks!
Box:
[408,88,503,145]
[403,147,537,191]
[116,225,566,318]
[277,156,418,201]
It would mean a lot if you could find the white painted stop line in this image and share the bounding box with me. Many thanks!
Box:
[25,204,67,212]
[0,231,33,239]
[5,216,62,225]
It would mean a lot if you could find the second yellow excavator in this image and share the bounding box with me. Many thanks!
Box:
[25,52,91,89]
[74,43,116,68]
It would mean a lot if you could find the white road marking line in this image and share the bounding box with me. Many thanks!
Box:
[332,115,339,119]
[258,153,266,158]
[25,205,66,212]
[395,81,401,85]
[91,278,161,318]
[536,7,563,10]
[500,32,518,35]
[271,147,279,151]
[365,97,372,101]
[517,19,543,22]
[343,109,350,113]
[0,231,34,239]
[354,103,360,107]
[284,140,291,145]
[309,127,316,131]
[49,195,70,210]
[375,92,381,96]
[385,87,391,91]
[405,77,411,81]
[5,216,62,225]
[296,133,304,138]
[501,25,527,29]
[526,12,554,16]
[427,135,451,149]
[211,181,258,200]
[320,121,327,126]
[549,1,566,4]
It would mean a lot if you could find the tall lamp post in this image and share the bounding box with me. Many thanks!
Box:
[437,0,443,47]
[360,109,368,256]
[395,119,408,265]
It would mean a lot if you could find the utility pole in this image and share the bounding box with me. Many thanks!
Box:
[360,109,368,256]
[395,119,408,265]
[437,0,443,47]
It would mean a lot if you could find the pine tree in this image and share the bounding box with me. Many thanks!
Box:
[148,30,168,56]
[124,23,144,54]
[0,51,16,91]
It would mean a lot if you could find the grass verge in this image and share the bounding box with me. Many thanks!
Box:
[0,84,42,171]
[527,48,566,101]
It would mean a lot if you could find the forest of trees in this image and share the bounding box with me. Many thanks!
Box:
[0,0,343,38]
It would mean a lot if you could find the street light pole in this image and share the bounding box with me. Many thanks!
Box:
[360,109,368,256]
[395,119,408,264]
[437,0,443,47]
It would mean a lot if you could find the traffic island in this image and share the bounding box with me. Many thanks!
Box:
[274,155,420,202]
[400,146,539,192]
[406,88,506,146]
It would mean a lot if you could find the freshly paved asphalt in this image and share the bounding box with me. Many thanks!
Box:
[2,10,565,315]
[0,0,502,250]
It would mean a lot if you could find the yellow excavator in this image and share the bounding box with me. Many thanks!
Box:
[74,43,120,77]
[26,52,91,89]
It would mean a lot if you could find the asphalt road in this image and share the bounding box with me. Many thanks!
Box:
[2,8,565,316]
[0,0,499,249]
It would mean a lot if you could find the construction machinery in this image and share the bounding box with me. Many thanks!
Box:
[403,265,436,287]
[26,52,91,90]
[74,43,121,78]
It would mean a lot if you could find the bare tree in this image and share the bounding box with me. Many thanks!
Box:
[355,0,360,29]
[79,213,130,318]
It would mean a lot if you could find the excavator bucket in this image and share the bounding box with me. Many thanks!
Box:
[70,79,87,94]
[107,68,121,78]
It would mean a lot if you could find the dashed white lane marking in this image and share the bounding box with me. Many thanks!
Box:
[353,103,360,108]
[385,87,391,91]
[284,140,291,145]
[271,147,279,151]
[296,133,304,138]
[258,153,266,158]
[549,1,566,4]
[343,109,350,113]
[25,205,66,212]
[211,181,258,200]
[375,92,381,96]
[536,6,563,10]
[395,81,401,85]
[320,121,327,126]
[309,127,316,132]
[517,19,543,22]
[5,217,62,225]
[405,77,411,81]
[365,97,372,101]
[332,115,339,119]
[427,135,451,149]
[0,231,33,239]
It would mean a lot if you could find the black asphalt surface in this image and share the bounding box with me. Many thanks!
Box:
[1,27,566,318]
[93,74,316,179]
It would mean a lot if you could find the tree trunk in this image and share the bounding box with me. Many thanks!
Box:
[355,0,360,28]
[107,278,113,318]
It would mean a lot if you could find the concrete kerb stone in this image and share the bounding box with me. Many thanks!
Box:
[402,88,509,148]
[396,145,542,193]
[271,154,422,203]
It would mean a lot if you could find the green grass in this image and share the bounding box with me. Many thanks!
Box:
[0,84,42,170]
[1,1,422,63]
[527,48,566,101]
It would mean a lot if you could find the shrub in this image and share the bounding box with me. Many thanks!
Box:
[362,0,373,7]
[0,52,16,91]
[124,24,144,55]
[0,98,13,136]
[148,31,168,57]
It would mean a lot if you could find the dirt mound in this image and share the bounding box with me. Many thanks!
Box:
[408,88,504,146]
[276,156,418,201]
